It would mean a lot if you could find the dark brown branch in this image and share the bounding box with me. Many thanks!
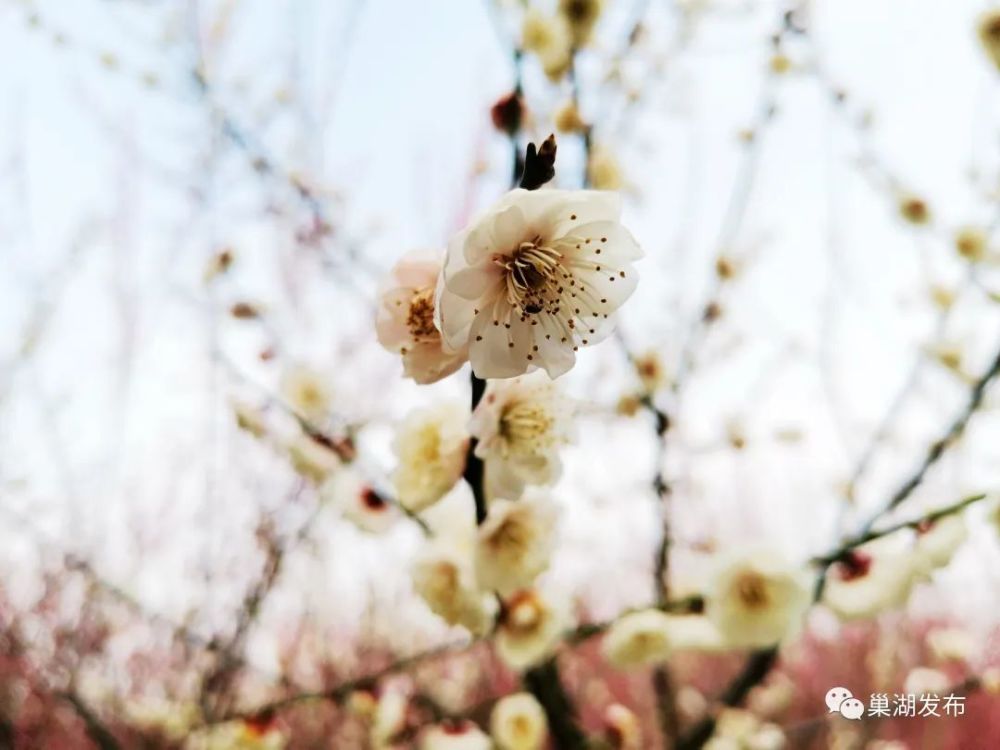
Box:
[523,658,588,750]
[857,344,1000,535]
[464,373,489,525]
[60,692,120,750]
[675,648,779,750]
[814,493,987,569]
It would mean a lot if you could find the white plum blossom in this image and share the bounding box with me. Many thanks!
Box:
[926,627,975,663]
[392,404,469,513]
[822,540,917,621]
[705,549,811,649]
[603,703,642,749]
[603,610,724,668]
[602,609,674,668]
[436,188,642,379]
[904,667,950,696]
[704,709,786,750]
[913,514,968,574]
[320,470,398,534]
[490,692,548,750]
[475,494,557,595]
[412,541,494,636]
[285,433,342,484]
[280,364,332,421]
[371,688,409,748]
[419,722,492,750]
[495,589,567,670]
[377,250,468,384]
[469,372,572,500]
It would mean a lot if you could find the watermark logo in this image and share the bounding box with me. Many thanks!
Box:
[825,687,863,720]
[825,687,966,720]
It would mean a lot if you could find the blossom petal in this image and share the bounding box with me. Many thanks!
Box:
[447,264,502,299]
[468,300,535,379]
[560,220,643,262]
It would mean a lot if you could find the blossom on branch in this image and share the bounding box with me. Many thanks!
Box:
[412,541,494,636]
[822,541,917,621]
[601,609,673,667]
[393,403,469,513]
[377,250,468,384]
[286,434,342,483]
[558,0,605,46]
[280,364,332,421]
[321,470,398,534]
[436,188,642,379]
[521,9,573,82]
[603,703,642,749]
[602,610,724,668]
[490,692,548,750]
[475,493,557,595]
[705,549,811,649]
[419,722,492,750]
[913,514,968,574]
[495,589,567,670]
[469,372,573,499]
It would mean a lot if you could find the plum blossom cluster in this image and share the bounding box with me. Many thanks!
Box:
[378,188,642,382]
[373,181,640,678]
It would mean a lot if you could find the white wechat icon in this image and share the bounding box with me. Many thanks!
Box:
[825,686,852,713]
[839,697,865,720]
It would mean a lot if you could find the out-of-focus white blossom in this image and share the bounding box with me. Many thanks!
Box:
[476,494,557,595]
[469,373,572,499]
[126,698,200,741]
[377,250,468,384]
[705,550,811,649]
[982,667,1000,695]
[420,722,492,750]
[602,609,673,667]
[280,365,332,421]
[926,626,975,663]
[436,189,642,379]
[553,100,586,133]
[286,434,342,483]
[558,0,604,46]
[955,225,988,261]
[393,404,468,513]
[490,692,548,750]
[520,9,573,82]
[321,470,398,534]
[495,589,566,670]
[232,400,268,438]
[603,609,724,668]
[371,688,409,748]
[587,146,623,191]
[522,8,568,56]
[913,514,968,574]
[822,541,917,621]
[704,708,785,750]
[904,667,950,696]
[978,9,1000,71]
[603,703,642,749]
[184,721,286,750]
[412,541,494,635]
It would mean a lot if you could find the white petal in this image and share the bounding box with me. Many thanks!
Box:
[533,314,577,378]
[468,299,535,379]
[541,191,622,237]
[559,220,643,263]
[436,286,477,351]
[448,264,501,299]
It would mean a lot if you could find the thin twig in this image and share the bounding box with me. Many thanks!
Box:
[60,692,121,750]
